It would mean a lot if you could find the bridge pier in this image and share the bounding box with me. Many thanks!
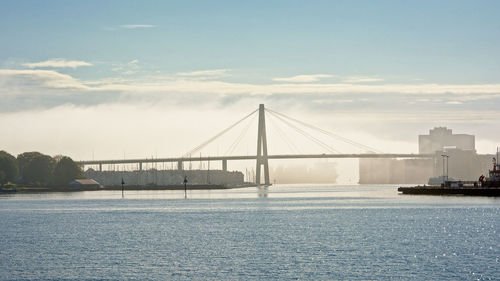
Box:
[177,161,183,170]
[256,104,270,186]
[222,159,227,171]
[99,163,102,172]
[139,162,142,171]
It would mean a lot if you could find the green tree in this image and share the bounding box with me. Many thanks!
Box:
[52,156,82,186]
[17,152,54,186]
[0,151,18,186]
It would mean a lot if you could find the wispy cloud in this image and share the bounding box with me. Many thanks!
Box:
[273,74,333,83]
[312,98,354,104]
[342,76,383,83]
[23,58,92,69]
[177,69,230,78]
[3,68,500,98]
[104,25,156,31]
[111,59,140,75]
[0,69,89,93]
[120,24,156,29]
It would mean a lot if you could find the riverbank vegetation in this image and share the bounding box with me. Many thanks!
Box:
[0,150,82,189]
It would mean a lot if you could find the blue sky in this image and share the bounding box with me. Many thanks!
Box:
[1,0,500,161]
[2,0,500,81]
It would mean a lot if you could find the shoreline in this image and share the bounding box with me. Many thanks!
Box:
[0,183,260,193]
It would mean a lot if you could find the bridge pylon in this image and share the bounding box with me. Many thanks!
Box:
[256,104,270,186]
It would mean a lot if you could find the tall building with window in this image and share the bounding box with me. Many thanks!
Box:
[359,127,493,184]
[419,127,474,154]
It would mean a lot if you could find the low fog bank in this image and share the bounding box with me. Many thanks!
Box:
[270,162,338,184]
[1,102,498,187]
[1,101,499,162]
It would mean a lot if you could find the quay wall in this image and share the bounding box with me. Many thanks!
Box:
[85,169,244,186]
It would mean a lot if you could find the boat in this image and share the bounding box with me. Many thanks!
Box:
[398,151,500,196]
[427,176,455,186]
[0,186,18,193]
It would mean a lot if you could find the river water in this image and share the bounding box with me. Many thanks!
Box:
[0,184,498,280]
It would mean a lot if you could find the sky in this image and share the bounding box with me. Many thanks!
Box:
[1,0,500,180]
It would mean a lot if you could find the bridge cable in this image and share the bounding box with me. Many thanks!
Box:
[267,108,382,153]
[266,110,340,153]
[266,108,383,153]
[266,112,303,154]
[224,113,258,156]
[183,108,259,157]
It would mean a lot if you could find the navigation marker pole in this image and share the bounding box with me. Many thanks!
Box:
[121,177,125,198]
[184,176,188,198]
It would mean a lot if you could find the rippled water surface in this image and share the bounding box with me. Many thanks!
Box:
[1,185,499,280]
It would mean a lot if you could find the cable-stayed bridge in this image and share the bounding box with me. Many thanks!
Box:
[78,104,432,185]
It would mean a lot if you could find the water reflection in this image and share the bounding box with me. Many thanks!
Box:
[257,186,269,198]
[1,185,499,208]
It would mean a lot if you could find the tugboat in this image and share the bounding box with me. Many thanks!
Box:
[398,151,500,196]
[480,156,500,187]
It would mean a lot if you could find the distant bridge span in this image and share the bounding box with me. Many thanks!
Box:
[78,104,433,185]
[78,153,432,170]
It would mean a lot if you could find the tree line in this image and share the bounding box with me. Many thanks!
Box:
[0,151,82,187]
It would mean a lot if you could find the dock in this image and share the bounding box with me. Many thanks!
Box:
[398,185,500,196]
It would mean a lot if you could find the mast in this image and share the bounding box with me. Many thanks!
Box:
[496,146,500,168]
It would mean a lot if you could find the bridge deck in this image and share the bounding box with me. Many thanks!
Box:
[78,153,433,165]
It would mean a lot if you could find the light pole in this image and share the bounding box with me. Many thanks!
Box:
[446,155,449,182]
[441,154,449,183]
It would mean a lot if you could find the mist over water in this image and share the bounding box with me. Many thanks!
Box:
[1,185,498,280]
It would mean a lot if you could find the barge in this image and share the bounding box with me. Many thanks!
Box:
[399,153,500,196]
